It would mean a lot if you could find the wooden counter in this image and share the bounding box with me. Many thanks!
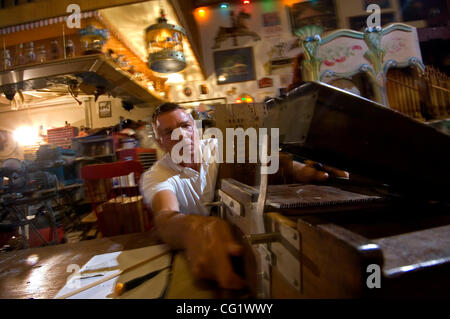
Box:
[0,232,231,299]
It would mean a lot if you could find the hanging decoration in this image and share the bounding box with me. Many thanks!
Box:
[145,9,187,73]
[212,10,261,49]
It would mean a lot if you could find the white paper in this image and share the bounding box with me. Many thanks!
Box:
[55,244,172,299]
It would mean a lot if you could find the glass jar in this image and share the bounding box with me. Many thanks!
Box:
[37,45,47,63]
[3,49,12,70]
[14,43,25,66]
[24,42,36,64]
[50,40,60,60]
[65,40,75,58]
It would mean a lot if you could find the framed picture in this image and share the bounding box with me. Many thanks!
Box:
[287,0,338,34]
[400,0,443,22]
[262,12,281,27]
[362,0,391,10]
[99,101,112,118]
[349,12,396,31]
[214,47,256,85]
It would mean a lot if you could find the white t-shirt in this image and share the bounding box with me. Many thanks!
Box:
[140,138,219,216]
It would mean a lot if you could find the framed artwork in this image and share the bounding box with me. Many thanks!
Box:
[287,0,338,34]
[400,0,443,22]
[262,12,281,27]
[362,0,391,10]
[98,101,112,118]
[349,12,396,31]
[214,47,256,85]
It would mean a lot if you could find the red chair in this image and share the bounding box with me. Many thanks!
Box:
[81,160,152,237]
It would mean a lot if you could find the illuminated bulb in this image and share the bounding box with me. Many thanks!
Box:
[243,0,250,4]
[220,3,229,9]
[218,75,226,82]
[196,7,208,19]
[14,126,39,146]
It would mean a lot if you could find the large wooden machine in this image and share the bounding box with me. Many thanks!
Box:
[213,82,450,298]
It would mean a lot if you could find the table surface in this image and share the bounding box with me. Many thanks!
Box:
[0,231,234,299]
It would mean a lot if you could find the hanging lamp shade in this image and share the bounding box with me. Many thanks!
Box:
[145,10,187,73]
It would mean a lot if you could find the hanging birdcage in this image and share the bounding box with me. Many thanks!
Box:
[145,10,186,73]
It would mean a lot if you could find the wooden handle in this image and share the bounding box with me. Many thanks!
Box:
[56,248,171,299]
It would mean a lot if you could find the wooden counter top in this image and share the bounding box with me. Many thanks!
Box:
[0,232,229,299]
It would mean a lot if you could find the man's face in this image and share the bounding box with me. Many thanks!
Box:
[154,109,197,160]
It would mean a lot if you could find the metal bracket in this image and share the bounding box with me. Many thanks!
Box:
[217,189,244,217]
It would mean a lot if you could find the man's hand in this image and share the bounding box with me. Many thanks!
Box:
[184,216,245,290]
[293,160,349,183]
[151,190,245,290]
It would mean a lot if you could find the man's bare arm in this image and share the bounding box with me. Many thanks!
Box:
[151,190,244,290]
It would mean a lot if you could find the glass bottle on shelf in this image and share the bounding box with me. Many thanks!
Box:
[37,45,47,63]
[50,40,60,60]
[24,42,36,64]
[3,49,12,70]
[65,40,75,58]
[14,43,25,66]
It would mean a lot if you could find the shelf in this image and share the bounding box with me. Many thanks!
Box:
[0,54,163,107]
[73,136,113,144]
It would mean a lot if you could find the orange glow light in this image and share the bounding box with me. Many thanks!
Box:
[283,0,299,7]
[195,7,208,20]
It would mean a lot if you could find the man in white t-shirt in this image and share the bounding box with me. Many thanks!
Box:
[140,103,348,290]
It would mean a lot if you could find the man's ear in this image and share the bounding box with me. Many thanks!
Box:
[153,129,168,152]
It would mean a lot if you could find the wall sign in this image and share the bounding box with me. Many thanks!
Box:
[258,77,274,88]
[262,12,282,38]
[99,101,112,118]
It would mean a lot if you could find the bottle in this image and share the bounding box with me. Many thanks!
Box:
[24,42,36,64]
[37,45,47,63]
[65,40,75,58]
[3,49,12,70]
[14,43,25,66]
[50,40,60,60]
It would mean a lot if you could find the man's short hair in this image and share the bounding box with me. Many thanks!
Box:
[151,103,186,125]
